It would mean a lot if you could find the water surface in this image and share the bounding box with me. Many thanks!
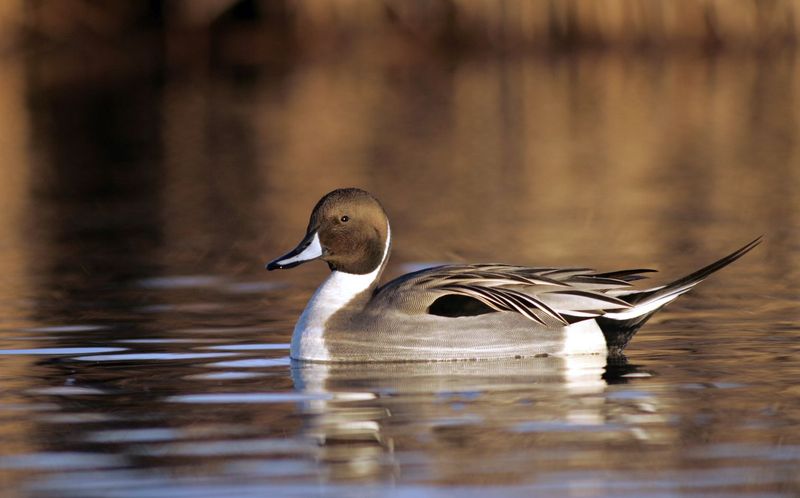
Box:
[0,49,798,497]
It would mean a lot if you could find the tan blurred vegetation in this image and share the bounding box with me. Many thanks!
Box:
[0,1,796,284]
[1,5,795,273]
[0,1,796,270]
[1,0,800,57]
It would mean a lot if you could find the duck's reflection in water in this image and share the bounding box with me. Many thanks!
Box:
[291,355,658,483]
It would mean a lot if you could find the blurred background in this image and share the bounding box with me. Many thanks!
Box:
[0,3,799,497]
[0,0,798,326]
[1,0,797,296]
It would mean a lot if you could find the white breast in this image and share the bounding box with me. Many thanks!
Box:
[290,225,391,361]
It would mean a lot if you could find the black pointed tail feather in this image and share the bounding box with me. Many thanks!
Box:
[597,236,762,354]
[625,236,763,306]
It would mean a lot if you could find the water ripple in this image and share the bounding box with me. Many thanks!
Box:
[204,343,290,351]
[0,452,125,470]
[0,347,126,355]
[184,372,269,380]
[166,392,375,404]
[71,352,239,362]
[205,357,290,368]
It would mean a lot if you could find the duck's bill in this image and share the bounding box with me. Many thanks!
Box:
[266,232,323,270]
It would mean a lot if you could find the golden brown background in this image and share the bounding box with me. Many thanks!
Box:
[0,2,798,497]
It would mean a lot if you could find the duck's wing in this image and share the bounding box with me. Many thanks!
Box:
[373,264,656,325]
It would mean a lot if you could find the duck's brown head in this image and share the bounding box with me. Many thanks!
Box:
[266,188,390,275]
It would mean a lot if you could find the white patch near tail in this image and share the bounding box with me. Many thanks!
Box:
[559,319,607,355]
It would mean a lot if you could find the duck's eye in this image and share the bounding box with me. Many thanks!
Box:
[340,215,349,223]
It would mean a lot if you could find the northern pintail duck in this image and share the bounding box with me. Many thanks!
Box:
[267,188,760,362]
